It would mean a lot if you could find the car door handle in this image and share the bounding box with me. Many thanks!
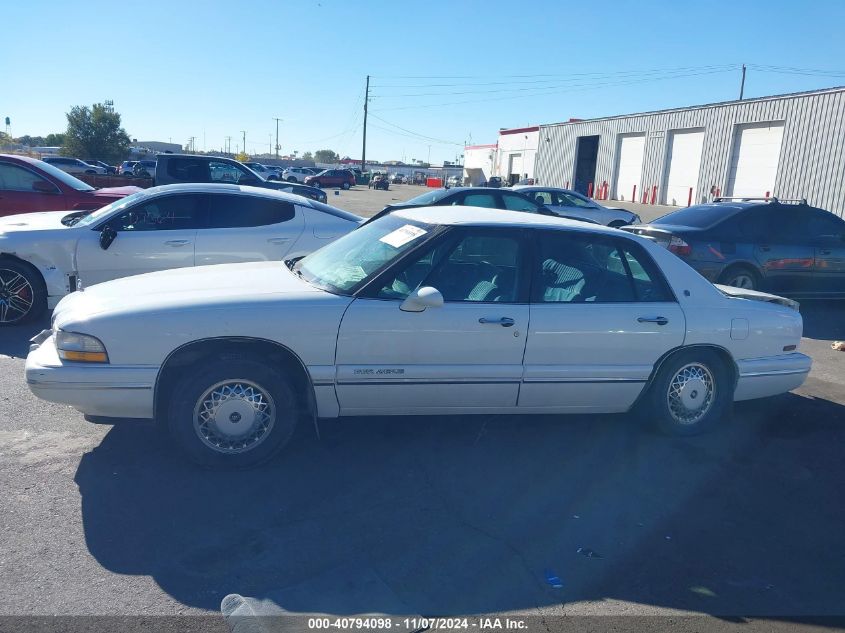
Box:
[479,317,515,327]
[164,240,191,247]
[638,316,669,326]
[267,237,290,244]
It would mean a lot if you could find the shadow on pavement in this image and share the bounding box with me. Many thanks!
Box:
[0,314,50,359]
[74,392,845,618]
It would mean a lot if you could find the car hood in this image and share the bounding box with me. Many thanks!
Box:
[92,186,142,197]
[715,284,800,311]
[0,211,73,232]
[53,261,330,327]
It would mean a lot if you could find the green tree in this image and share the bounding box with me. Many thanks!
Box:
[62,103,130,163]
[44,133,66,146]
[301,151,313,161]
[0,132,13,148]
[314,149,338,164]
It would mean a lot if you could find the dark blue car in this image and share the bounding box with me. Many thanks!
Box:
[623,198,845,297]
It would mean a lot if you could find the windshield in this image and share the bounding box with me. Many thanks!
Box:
[401,188,452,206]
[294,215,433,294]
[35,160,95,191]
[72,190,150,227]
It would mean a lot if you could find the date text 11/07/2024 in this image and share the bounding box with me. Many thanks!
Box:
[307,617,528,630]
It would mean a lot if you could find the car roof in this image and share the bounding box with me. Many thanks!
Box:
[137,182,313,204]
[391,205,620,234]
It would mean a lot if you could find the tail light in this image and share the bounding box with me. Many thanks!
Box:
[669,236,692,257]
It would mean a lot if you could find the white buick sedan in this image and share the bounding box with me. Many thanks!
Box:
[26,206,811,467]
[0,183,361,324]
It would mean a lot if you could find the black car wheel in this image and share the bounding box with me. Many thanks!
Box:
[287,177,297,182]
[647,349,731,436]
[167,358,298,468]
[342,182,351,190]
[718,265,760,290]
[0,258,47,326]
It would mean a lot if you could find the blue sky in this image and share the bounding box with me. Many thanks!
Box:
[5,0,845,163]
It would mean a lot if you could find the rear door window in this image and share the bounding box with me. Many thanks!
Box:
[457,193,498,208]
[501,192,539,212]
[167,158,211,182]
[207,195,295,228]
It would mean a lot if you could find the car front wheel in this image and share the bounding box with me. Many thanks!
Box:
[287,176,297,182]
[167,359,298,467]
[647,350,731,436]
[0,259,47,326]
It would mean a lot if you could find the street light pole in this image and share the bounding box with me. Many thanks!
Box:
[240,130,246,156]
[273,117,282,159]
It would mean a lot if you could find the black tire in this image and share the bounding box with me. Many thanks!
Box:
[647,349,731,436]
[287,176,297,182]
[312,181,322,188]
[0,258,47,326]
[342,182,351,190]
[167,358,298,468]
[717,265,760,291]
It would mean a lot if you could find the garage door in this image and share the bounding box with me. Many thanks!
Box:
[507,153,523,181]
[664,128,704,206]
[613,134,645,200]
[726,122,784,198]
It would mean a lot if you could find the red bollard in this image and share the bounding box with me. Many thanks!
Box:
[642,189,648,204]
[715,188,721,198]
[587,182,594,198]
[650,185,657,205]
[565,181,570,189]
[632,185,637,202]
[765,190,770,199]
[687,187,693,207]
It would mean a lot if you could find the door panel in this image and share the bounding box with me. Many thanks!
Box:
[613,134,645,201]
[335,299,529,413]
[75,228,196,285]
[726,122,784,198]
[521,303,685,411]
[664,128,704,206]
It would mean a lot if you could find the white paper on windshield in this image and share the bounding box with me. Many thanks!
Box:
[379,224,427,248]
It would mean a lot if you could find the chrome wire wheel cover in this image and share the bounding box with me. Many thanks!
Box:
[193,380,276,454]
[0,269,34,323]
[666,362,716,425]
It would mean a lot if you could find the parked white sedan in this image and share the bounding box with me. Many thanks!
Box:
[513,186,641,227]
[26,206,810,467]
[0,183,361,324]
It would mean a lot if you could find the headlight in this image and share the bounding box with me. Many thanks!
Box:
[55,331,109,363]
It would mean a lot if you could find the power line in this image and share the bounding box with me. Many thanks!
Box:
[373,67,737,112]
[368,113,462,146]
[373,64,739,80]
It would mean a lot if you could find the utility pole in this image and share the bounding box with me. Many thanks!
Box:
[739,63,746,100]
[361,75,369,172]
[225,136,231,154]
[273,117,282,159]
[240,130,246,156]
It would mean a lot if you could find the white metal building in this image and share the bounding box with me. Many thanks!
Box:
[494,126,539,185]
[534,86,845,216]
[463,143,497,186]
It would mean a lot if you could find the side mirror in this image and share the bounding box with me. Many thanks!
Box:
[399,286,444,312]
[99,225,117,250]
[238,175,260,186]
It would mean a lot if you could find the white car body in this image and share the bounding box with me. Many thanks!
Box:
[27,206,810,433]
[513,186,641,227]
[244,163,280,181]
[282,167,318,183]
[1,183,360,310]
[43,157,107,175]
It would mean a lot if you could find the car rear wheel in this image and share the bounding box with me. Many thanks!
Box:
[342,182,351,190]
[717,265,759,290]
[647,349,731,436]
[287,176,297,182]
[0,259,47,326]
[167,359,298,468]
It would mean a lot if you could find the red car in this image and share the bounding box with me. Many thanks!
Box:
[0,154,141,217]
[304,169,355,190]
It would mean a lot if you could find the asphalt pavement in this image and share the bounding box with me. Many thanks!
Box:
[1,187,844,631]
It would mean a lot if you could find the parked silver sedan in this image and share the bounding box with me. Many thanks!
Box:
[513,186,640,227]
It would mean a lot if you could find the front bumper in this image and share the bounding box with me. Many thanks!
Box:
[25,331,157,419]
[734,353,812,401]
